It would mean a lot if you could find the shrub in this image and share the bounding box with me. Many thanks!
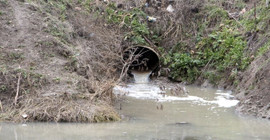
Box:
[164,21,250,83]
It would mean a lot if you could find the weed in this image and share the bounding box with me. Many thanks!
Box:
[0,0,7,5]
[44,17,72,45]
[241,2,270,32]
[81,0,93,12]
[29,66,36,71]
[0,85,7,92]
[33,0,73,21]
[233,80,240,86]
[103,3,149,45]
[6,20,12,25]
[0,65,7,74]
[7,52,25,62]
[257,40,270,56]
[18,45,26,48]
[203,71,221,85]
[53,77,61,83]
[164,19,250,83]
[165,53,202,83]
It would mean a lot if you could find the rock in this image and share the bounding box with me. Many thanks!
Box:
[75,7,82,11]
[88,33,95,38]
[166,5,174,13]
[202,80,214,88]
[235,91,246,100]
[22,114,28,119]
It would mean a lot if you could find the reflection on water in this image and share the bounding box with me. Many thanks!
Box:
[1,86,270,140]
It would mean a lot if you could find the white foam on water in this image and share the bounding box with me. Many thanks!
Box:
[113,84,239,108]
[210,96,239,108]
[114,70,239,108]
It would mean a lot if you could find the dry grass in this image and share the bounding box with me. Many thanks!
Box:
[2,93,119,122]
[0,68,120,122]
[142,0,205,48]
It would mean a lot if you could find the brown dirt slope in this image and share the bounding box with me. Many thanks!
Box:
[236,50,270,119]
[0,0,122,122]
[234,0,270,119]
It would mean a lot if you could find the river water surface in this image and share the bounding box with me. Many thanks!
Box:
[1,72,270,140]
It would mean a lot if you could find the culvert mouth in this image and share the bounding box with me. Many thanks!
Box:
[123,46,160,72]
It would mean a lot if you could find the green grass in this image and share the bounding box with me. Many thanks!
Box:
[44,16,71,45]
[257,40,270,56]
[103,3,150,45]
[0,85,7,92]
[240,1,270,32]
[7,52,25,62]
[53,77,61,83]
[163,17,250,83]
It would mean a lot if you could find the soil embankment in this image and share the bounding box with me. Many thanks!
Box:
[236,50,270,119]
[0,0,122,122]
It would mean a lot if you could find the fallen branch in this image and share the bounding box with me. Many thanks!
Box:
[143,35,156,47]
[14,73,21,106]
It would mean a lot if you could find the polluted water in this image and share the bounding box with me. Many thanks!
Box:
[1,71,270,140]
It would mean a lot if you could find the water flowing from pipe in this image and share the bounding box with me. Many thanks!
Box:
[132,71,151,84]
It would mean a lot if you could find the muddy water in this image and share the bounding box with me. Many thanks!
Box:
[1,73,270,140]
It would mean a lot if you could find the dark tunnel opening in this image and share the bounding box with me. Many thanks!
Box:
[123,46,160,72]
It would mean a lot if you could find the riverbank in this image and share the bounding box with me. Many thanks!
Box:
[0,0,122,122]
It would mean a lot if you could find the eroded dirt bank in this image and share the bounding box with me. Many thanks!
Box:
[0,0,122,122]
[236,50,270,119]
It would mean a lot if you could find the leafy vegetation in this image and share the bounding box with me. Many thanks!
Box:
[162,8,250,83]
[162,0,269,84]
[103,3,150,45]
